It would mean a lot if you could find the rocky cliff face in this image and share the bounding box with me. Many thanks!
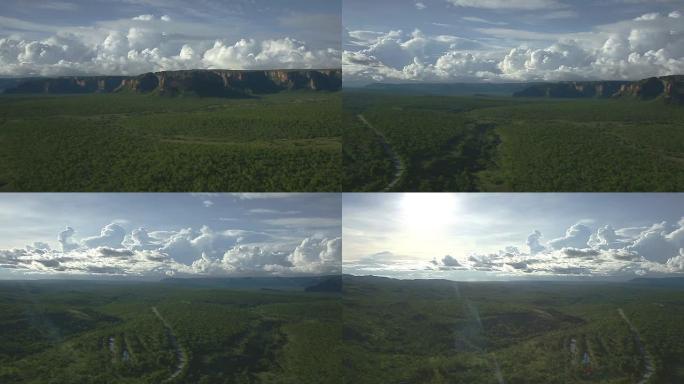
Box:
[513,75,684,104]
[4,69,342,96]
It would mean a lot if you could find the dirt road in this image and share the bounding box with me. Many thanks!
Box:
[357,114,405,191]
[152,306,188,383]
[618,308,655,384]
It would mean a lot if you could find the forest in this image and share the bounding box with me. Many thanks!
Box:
[343,275,684,384]
[343,91,684,192]
[0,92,341,192]
[0,278,341,384]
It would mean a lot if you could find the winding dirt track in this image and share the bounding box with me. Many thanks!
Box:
[357,114,405,191]
[618,308,655,384]
[152,307,188,383]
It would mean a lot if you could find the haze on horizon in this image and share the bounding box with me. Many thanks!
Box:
[343,193,684,281]
[0,193,341,279]
[0,0,341,77]
[343,0,684,84]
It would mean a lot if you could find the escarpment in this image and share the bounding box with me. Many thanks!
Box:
[4,69,342,97]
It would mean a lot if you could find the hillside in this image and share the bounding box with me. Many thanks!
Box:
[362,82,529,96]
[513,75,684,103]
[2,69,342,97]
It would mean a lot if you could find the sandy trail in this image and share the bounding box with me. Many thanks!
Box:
[152,306,188,383]
[357,114,405,191]
[618,308,655,384]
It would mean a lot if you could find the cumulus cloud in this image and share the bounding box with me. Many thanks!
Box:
[0,16,340,77]
[58,226,77,252]
[548,223,592,249]
[420,217,684,278]
[82,223,126,249]
[526,230,545,254]
[203,37,338,70]
[289,237,342,273]
[0,223,340,277]
[627,219,684,263]
[344,10,684,83]
[343,28,500,82]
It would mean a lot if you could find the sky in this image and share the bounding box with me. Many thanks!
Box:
[343,0,684,84]
[0,0,341,77]
[343,193,684,281]
[0,193,341,279]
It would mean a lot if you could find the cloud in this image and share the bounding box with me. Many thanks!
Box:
[132,14,155,21]
[561,248,600,258]
[344,11,684,83]
[526,230,545,254]
[548,223,592,249]
[0,17,340,77]
[410,217,684,278]
[289,237,341,273]
[441,254,462,267]
[202,38,339,70]
[58,226,77,252]
[626,219,684,263]
[248,209,301,215]
[1,222,339,277]
[202,200,214,208]
[461,16,508,26]
[415,2,427,10]
[446,0,566,10]
[588,225,627,249]
[98,247,135,258]
[82,223,126,249]
[343,28,498,82]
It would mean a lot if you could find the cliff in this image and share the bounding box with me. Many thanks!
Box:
[513,75,684,104]
[3,69,342,97]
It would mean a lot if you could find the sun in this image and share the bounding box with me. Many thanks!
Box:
[400,193,459,230]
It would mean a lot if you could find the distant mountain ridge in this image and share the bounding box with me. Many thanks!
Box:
[513,75,684,103]
[2,69,342,97]
[361,82,529,96]
[628,276,684,287]
[160,275,339,291]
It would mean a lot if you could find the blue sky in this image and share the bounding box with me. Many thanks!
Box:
[343,0,684,83]
[0,193,341,279]
[0,0,341,77]
[343,193,684,280]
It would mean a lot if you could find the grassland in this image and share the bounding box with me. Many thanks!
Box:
[0,92,341,191]
[343,275,684,384]
[0,279,341,384]
[343,91,684,191]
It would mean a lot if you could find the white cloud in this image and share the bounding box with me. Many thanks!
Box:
[446,0,566,10]
[132,14,155,21]
[634,12,660,21]
[461,16,508,26]
[548,223,592,249]
[526,230,545,254]
[343,28,498,82]
[289,237,341,273]
[203,200,214,208]
[202,37,339,70]
[386,217,684,278]
[627,219,684,263]
[58,226,77,252]
[415,2,427,10]
[0,16,340,77]
[82,223,126,249]
[344,11,684,82]
[1,223,339,277]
